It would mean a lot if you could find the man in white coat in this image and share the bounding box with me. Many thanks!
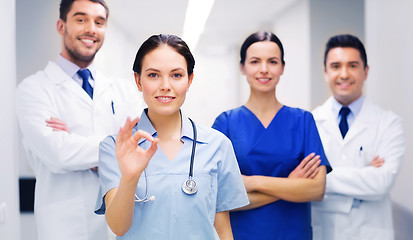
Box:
[15,0,141,239]
[311,34,405,240]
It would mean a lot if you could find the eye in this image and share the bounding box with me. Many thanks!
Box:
[270,60,278,64]
[250,60,258,64]
[350,64,358,68]
[331,64,340,69]
[148,73,158,78]
[172,73,183,79]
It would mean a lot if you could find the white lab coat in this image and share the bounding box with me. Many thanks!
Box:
[311,97,405,240]
[16,61,142,240]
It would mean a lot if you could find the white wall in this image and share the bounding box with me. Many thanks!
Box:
[273,0,311,110]
[0,0,21,238]
[365,0,413,212]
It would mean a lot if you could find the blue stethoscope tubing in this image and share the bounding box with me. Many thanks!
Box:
[135,118,198,203]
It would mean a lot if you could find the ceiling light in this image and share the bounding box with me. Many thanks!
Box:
[182,0,215,51]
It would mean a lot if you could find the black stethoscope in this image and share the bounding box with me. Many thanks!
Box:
[135,118,198,203]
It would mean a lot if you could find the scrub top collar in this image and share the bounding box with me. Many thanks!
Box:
[135,109,207,145]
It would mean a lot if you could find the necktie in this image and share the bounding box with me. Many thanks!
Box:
[78,69,93,99]
[339,106,351,138]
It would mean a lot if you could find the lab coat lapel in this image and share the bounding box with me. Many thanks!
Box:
[44,61,93,105]
[316,98,344,146]
[342,99,373,145]
[93,71,113,99]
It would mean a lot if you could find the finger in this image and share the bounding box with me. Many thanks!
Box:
[298,153,316,169]
[308,167,319,179]
[304,159,321,178]
[117,117,135,142]
[302,155,320,172]
[132,129,155,143]
[145,138,158,159]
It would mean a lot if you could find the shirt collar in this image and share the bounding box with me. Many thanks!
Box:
[134,109,199,144]
[331,95,365,118]
[56,54,96,80]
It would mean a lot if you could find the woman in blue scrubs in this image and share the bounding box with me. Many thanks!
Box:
[95,34,249,239]
[212,31,332,240]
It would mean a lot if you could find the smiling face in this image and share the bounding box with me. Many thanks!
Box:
[135,45,193,119]
[324,47,369,106]
[57,0,107,68]
[241,41,285,94]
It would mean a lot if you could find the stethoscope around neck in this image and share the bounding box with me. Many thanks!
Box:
[135,118,198,203]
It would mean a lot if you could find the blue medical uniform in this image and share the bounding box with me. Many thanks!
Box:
[95,109,249,240]
[212,106,331,240]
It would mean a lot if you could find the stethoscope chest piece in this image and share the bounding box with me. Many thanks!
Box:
[182,178,198,195]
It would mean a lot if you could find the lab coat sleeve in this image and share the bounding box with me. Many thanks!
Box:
[16,77,106,174]
[326,114,405,201]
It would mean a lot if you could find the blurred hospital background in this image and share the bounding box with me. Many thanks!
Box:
[1,0,412,239]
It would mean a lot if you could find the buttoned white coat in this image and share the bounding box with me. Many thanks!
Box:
[16,61,141,240]
[311,96,405,240]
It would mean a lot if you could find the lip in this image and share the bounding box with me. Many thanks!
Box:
[336,81,353,89]
[256,77,271,84]
[155,96,175,103]
[79,36,97,47]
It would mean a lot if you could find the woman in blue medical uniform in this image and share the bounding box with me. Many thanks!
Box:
[95,34,249,239]
[212,31,332,240]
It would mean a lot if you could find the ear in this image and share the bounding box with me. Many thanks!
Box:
[134,72,143,92]
[363,65,369,80]
[187,73,194,91]
[240,63,246,75]
[323,67,329,83]
[280,63,285,76]
[56,19,65,36]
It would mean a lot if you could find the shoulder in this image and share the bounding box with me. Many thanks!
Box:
[281,105,315,122]
[215,106,246,120]
[196,123,233,146]
[362,99,403,126]
[16,63,55,100]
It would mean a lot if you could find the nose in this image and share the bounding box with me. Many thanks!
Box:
[160,77,171,92]
[339,67,350,79]
[84,21,97,35]
[260,63,268,74]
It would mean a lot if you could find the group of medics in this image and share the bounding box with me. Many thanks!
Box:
[15,0,405,240]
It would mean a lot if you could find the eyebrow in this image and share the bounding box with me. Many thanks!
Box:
[72,12,107,21]
[249,56,280,61]
[145,68,185,72]
[329,61,361,65]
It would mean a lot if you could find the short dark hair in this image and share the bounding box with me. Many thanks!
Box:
[59,0,109,22]
[132,34,195,76]
[324,34,368,69]
[240,31,285,65]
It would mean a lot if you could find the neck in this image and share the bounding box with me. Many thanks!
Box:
[245,88,281,114]
[147,110,182,141]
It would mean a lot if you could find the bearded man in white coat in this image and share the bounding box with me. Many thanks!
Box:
[15,0,141,239]
[311,34,405,240]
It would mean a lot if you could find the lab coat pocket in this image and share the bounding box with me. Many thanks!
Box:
[36,197,88,240]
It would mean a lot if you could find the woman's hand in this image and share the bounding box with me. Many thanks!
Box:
[115,117,158,182]
[288,152,321,179]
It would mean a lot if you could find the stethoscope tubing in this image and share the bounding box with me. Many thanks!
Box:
[135,117,198,202]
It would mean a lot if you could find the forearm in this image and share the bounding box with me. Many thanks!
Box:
[105,177,139,236]
[326,166,399,200]
[233,192,279,211]
[214,211,233,240]
[250,167,326,202]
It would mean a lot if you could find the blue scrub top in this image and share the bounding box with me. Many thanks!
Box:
[213,105,331,240]
[95,109,249,239]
